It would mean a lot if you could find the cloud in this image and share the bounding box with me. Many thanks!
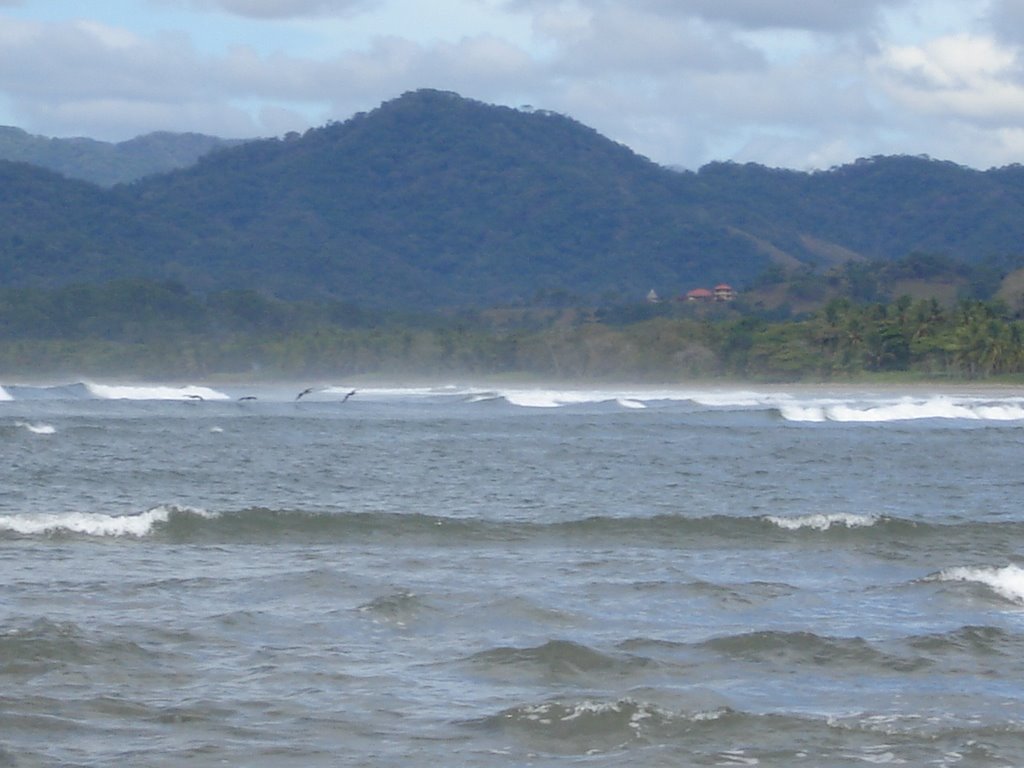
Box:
[505,0,913,33]
[0,19,188,101]
[493,1,896,168]
[534,5,765,75]
[989,0,1024,43]
[872,34,1024,122]
[0,17,256,136]
[153,0,377,19]
[0,12,539,140]
[638,0,909,32]
[0,0,1021,171]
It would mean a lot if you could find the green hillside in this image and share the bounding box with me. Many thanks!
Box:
[2,89,1024,311]
[0,127,244,186]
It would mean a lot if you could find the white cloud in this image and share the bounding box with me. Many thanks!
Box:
[0,19,185,100]
[0,16,268,136]
[0,11,541,140]
[0,0,1022,170]
[873,34,1024,121]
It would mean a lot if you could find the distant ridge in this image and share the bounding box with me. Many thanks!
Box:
[0,126,248,186]
[2,89,1024,310]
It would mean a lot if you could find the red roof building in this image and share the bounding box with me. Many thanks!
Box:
[685,288,714,301]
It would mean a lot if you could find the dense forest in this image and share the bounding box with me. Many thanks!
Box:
[1,273,1023,382]
[3,90,1024,311]
[4,89,1024,381]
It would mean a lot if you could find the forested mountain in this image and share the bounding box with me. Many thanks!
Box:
[696,158,1024,268]
[0,127,244,186]
[2,89,1024,311]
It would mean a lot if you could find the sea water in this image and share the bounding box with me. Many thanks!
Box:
[1,381,1023,766]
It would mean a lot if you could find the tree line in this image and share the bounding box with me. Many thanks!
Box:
[0,279,1022,381]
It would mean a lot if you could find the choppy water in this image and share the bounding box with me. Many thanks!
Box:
[2,381,1024,766]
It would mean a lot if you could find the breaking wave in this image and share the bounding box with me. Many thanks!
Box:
[2,507,1017,557]
[777,394,1024,423]
[0,506,214,537]
[0,381,1021,423]
[15,421,56,435]
[932,564,1024,604]
[0,381,231,401]
[83,382,230,401]
[763,512,882,531]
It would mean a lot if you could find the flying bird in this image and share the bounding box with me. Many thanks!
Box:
[185,394,204,401]
[238,395,257,401]
[341,389,357,403]
[296,387,316,400]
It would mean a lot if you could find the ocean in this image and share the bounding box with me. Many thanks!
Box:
[1,381,1023,766]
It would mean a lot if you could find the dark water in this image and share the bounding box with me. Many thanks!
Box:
[1,382,1023,766]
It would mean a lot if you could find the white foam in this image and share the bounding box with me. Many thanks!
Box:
[938,564,1024,604]
[0,386,11,401]
[502,390,595,408]
[688,390,793,408]
[301,385,1024,422]
[766,513,880,531]
[85,383,230,401]
[779,404,828,422]
[0,505,213,537]
[15,421,56,435]
[326,385,460,398]
[618,398,647,409]
[499,388,684,408]
[779,395,1024,423]
[338,385,700,409]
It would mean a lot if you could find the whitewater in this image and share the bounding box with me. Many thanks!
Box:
[1,381,1023,766]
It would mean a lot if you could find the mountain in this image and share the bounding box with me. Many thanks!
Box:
[0,126,246,186]
[125,89,768,305]
[695,157,1024,268]
[2,89,1024,310]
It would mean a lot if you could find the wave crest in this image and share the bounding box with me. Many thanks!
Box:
[933,564,1024,604]
[0,505,213,538]
[85,382,230,401]
[779,395,1024,423]
[15,421,56,435]
[701,630,927,672]
[0,617,154,674]
[481,698,699,745]
[764,512,882,531]
[468,639,652,679]
[0,508,1009,552]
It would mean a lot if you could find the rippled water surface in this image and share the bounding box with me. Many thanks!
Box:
[2,382,1024,766]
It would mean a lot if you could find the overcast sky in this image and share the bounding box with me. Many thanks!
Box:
[1,0,1023,170]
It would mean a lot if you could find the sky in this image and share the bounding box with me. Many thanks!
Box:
[1,0,1023,170]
